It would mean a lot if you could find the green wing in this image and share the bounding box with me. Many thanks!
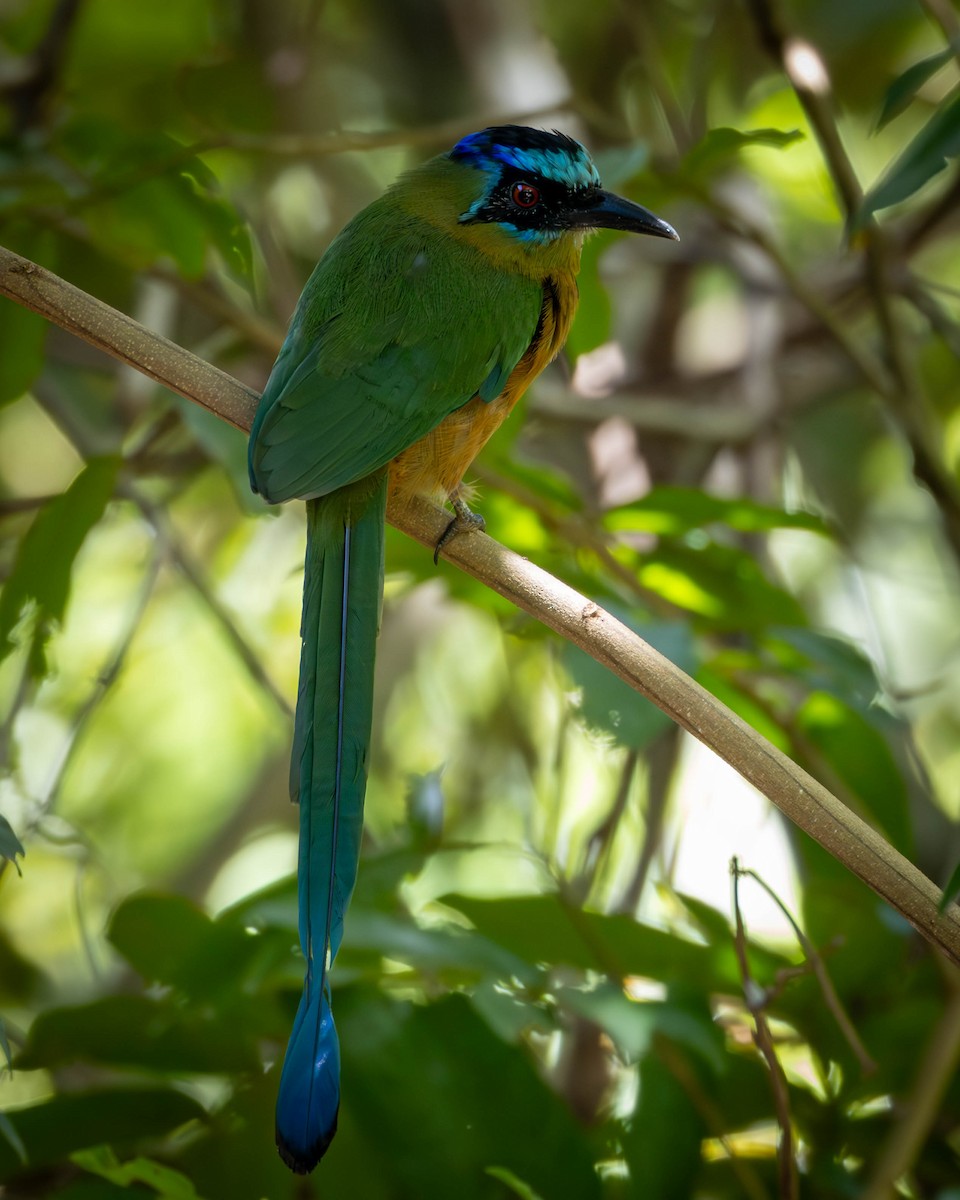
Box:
[249,199,543,504]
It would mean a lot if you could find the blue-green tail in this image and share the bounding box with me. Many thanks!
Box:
[275,474,386,1173]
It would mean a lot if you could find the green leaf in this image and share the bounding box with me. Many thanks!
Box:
[72,1146,205,1199]
[0,456,120,675]
[443,893,787,993]
[0,924,47,1004]
[680,126,803,180]
[939,859,960,913]
[638,542,807,630]
[108,892,259,1001]
[697,664,793,753]
[485,1166,545,1200]
[339,991,602,1199]
[216,872,298,930]
[557,980,725,1072]
[563,616,696,749]
[56,121,252,280]
[606,485,827,536]
[0,228,56,409]
[795,692,913,853]
[16,993,260,1074]
[343,908,537,985]
[0,1089,206,1183]
[0,295,49,409]
[623,1031,707,1199]
[0,1113,26,1168]
[859,89,960,223]
[0,814,25,876]
[771,627,882,709]
[177,400,260,511]
[591,142,651,188]
[877,45,958,129]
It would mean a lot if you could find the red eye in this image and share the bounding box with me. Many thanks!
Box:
[511,182,540,208]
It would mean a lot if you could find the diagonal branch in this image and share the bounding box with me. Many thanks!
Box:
[2,242,959,967]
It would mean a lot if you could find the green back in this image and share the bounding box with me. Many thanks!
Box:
[249,196,543,505]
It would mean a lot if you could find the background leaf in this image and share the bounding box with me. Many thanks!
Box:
[859,89,960,221]
[0,1091,206,1182]
[0,456,119,674]
[876,44,958,129]
[0,814,25,876]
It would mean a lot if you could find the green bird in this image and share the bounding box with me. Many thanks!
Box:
[248,124,677,1173]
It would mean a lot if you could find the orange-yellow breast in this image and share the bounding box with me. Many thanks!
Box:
[388,270,578,502]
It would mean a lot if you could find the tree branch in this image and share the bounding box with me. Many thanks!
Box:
[2,242,959,966]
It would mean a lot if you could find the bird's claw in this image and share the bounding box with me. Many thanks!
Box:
[433,497,485,564]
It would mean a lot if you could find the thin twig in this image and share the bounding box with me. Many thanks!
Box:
[28,378,294,721]
[0,494,60,517]
[579,747,639,897]
[190,104,574,160]
[1,0,83,133]
[148,264,284,357]
[703,191,897,400]
[735,863,876,1075]
[40,550,163,817]
[618,724,679,914]
[74,856,102,982]
[731,857,799,1200]
[126,488,294,720]
[615,1,691,153]
[0,655,33,780]
[0,545,163,885]
[2,245,960,965]
[0,105,575,233]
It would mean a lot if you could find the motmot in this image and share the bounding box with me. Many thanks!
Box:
[248,124,677,1173]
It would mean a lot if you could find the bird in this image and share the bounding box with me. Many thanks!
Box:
[247,124,678,1173]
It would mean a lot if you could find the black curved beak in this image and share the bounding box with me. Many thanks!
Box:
[568,190,679,240]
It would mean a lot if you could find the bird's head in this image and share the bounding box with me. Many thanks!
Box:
[448,125,678,248]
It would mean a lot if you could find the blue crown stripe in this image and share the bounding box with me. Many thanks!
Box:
[450,125,605,246]
[451,125,600,190]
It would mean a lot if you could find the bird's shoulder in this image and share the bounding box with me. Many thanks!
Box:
[249,202,545,503]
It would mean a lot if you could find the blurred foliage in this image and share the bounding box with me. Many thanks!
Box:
[1,0,960,1197]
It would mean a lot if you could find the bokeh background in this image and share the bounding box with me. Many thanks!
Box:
[1,0,960,1196]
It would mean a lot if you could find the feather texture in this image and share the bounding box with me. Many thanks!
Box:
[275,477,386,1172]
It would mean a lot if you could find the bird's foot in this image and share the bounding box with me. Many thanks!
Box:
[434,496,485,564]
